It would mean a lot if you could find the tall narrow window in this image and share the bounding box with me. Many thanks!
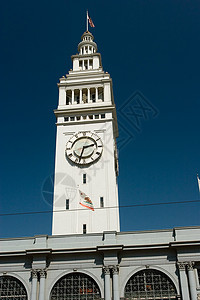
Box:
[83,224,87,234]
[100,197,104,208]
[83,174,86,184]
[66,199,69,210]
[66,90,72,105]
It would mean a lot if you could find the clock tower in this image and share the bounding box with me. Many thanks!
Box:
[52,31,120,235]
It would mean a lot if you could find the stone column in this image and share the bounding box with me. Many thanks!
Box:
[187,262,197,300]
[31,269,38,300]
[177,262,190,300]
[103,266,111,300]
[80,89,82,103]
[38,269,46,300]
[112,265,119,300]
[95,87,98,102]
[87,88,90,103]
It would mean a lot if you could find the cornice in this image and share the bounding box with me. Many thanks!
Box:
[54,105,116,115]
[56,118,114,127]
[58,77,111,87]
[71,52,101,60]
[170,241,200,247]
[97,245,123,251]
[26,249,52,255]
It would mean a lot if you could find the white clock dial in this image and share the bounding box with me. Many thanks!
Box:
[66,131,103,165]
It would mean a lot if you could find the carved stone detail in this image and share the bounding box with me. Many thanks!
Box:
[186,261,194,271]
[111,265,119,275]
[31,269,38,278]
[103,266,110,275]
[177,262,187,270]
[197,294,200,300]
[39,269,47,278]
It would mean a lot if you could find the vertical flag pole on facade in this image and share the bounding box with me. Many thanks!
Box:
[86,10,95,30]
[86,10,89,31]
[197,174,200,193]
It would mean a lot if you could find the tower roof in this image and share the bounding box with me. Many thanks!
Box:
[78,31,97,54]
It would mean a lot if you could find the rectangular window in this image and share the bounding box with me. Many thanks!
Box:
[95,114,99,119]
[79,60,83,67]
[83,224,87,234]
[70,116,75,121]
[100,197,104,208]
[89,115,93,120]
[76,116,81,121]
[66,97,70,105]
[66,199,69,210]
[64,117,69,121]
[101,114,105,119]
[84,60,88,69]
[83,174,86,184]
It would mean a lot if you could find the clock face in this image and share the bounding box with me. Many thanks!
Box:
[66,131,103,165]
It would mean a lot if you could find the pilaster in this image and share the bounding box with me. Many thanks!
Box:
[103,266,111,300]
[187,262,197,300]
[38,269,46,300]
[177,262,190,300]
[31,269,38,300]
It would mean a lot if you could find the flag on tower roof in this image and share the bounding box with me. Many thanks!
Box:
[79,190,94,211]
[87,11,95,28]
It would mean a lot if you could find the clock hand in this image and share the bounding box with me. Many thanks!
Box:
[83,143,95,149]
[79,146,85,162]
[78,144,95,161]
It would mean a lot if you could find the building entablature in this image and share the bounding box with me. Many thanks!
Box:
[1,227,200,254]
[54,104,116,115]
[58,73,111,85]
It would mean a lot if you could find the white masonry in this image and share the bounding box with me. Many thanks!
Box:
[52,31,120,235]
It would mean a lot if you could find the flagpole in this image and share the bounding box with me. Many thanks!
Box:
[86,10,88,31]
[197,174,200,193]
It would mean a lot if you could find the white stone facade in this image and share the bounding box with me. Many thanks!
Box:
[52,31,120,235]
[0,227,200,300]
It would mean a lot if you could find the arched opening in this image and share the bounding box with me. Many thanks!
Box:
[50,272,101,300]
[124,269,177,300]
[0,275,28,300]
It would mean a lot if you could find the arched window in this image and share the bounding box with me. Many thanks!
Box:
[50,272,101,300]
[0,275,27,300]
[124,269,177,300]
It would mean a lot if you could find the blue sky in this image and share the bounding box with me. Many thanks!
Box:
[0,0,200,238]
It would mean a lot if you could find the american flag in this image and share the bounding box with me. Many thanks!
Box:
[87,12,95,28]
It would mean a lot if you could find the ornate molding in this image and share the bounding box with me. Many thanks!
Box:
[103,266,110,275]
[111,265,119,275]
[186,261,194,271]
[39,269,47,278]
[177,262,187,270]
[31,269,38,278]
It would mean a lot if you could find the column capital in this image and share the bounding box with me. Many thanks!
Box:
[177,262,187,270]
[111,265,119,275]
[39,269,47,278]
[186,261,195,271]
[31,269,38,278]
[103,266,110,275]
